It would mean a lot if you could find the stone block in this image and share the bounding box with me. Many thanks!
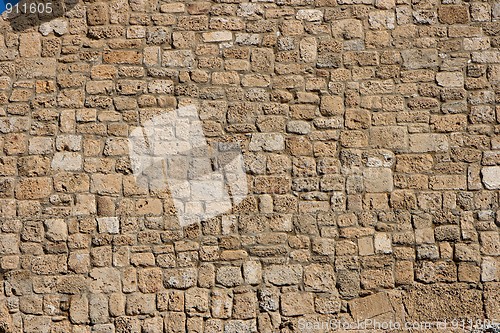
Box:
[436,71,464,87]
[401,49,438,69]
[481,166,500,189]
[44,219,68,242]
[439,5,469,24]
[264,264,302,286]
[409,133,449,152]
[429,175,466,190]
[202,31,232,42]
[51,152,83,171]
[280,292,314,316]
[249,133,285,152]
[371,126,408,150]
[15,177,52,199]
[349,292,394,321]
[363,168,393,192]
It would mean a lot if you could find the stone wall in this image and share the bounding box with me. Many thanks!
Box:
[0,0,499,332]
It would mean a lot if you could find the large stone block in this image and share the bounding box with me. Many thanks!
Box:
[409,133,449,152]
[401,49,439,69]
[363,168,394,192]
[371,126,408,150]
[439,5,469,24]
[280,292,314,316]
[15,177,52,199]
[481,166,500,189]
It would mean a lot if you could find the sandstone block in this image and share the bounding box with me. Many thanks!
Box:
[481,166,500,189]
[126,293,156,315]
[91,174,122,195]
[264,264,302,285]
[87,3,109,25]
[216,266,243,287]
[304,264,336,292]
[404,284,483,320]
[32,254,67,274]
[296,9,323,22]
[28,137,53,155]
[51,152,83,171]
[0,234,19,255]
[249,133,285,152]
[44,219,68,242]
[164,268,198,289]
[373,233,392,255]
[281,292,314,316]
[401,49,438,69]
[349,292,394,321]
[299,37,317,63]
[371,126,408,150]
[436,71,464,87]
[243,261,262,285]
[202,31,232,42]
[429,175,466,190]
[89,293,108,324]
[185,287,209,315]
[160,3,185,13]
[232,292,257,319]
[211,288,233,319]
[363,168,393,192]
[90,267,121,293]
[103,51,142,64]
[70,294,89,324]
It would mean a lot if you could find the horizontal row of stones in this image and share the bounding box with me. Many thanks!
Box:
[1,284,497,333]
[74,2,500,27]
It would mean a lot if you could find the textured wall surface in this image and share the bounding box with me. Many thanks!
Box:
[0,0,499,332]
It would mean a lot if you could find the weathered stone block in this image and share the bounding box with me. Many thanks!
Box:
[404,284,483,321]
[409,134,449,152]
[436,71,464,87]
[363,168,393,192]
[15,177,52,199]
[481,166,500,189]
[371,126,408,150]
[439,5,469,24]
[280,292,314,316]
[249,133,285,152]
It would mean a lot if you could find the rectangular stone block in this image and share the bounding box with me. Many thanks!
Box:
[409,133,449,152]
[15,177,52,199]
[481,166,500,189]
[363,168,394,192]
[429,175,467,190]
[16,58,57,79]
[202,31,232,42]
[401,49,438,69]
[103,51,142,64]
[371,126,408,150]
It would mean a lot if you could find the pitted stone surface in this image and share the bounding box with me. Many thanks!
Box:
[0,0,498,332]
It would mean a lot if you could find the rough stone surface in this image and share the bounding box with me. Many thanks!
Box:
[403,284,483,321]
[0,1,498,331]
[482,166,500,189]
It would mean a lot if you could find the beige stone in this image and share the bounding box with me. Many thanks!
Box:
[363,168,393,192]
[280,292,314,316]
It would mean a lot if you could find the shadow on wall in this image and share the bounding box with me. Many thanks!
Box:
[2,0,77,32]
